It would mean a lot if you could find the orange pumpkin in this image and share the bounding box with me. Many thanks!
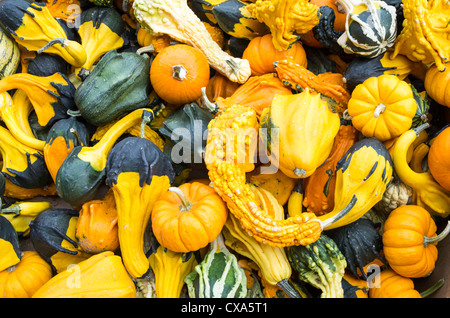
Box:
[75,189,119,254]
[424,63,450,108]
[0,251,52,298]
[242,34,307,76]
[150,44,210,105]
[204,72,239,102]
[428,126,450,191]
[151,182,228,253]
[382,205,450,278]
[368,269,422,298]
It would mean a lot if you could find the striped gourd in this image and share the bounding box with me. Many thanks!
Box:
[0,27,20,79]
[411,85,430,128]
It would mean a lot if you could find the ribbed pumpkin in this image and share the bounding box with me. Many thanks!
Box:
[424,63,450,108]
[150,44,210,105]
[151,182,228,253]
[242,33,307,76]
[427,126,450,191]
[368,269,422,298]
[348,74,417,141]
[0,251,52,298]
[382,205,450,278]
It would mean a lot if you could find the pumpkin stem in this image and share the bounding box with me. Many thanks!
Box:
[172,65,188,81]
[424,221,450,247]
[320,194,358,229]
[276,279,302,298]
[168,187,192,211]
[200,87,219,114]
[37,38,68,54]
[419,278,445,298]
[373,103,386,118]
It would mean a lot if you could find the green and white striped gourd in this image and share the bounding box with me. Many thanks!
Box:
[336,0,397,58]
[0,27,20,79]
[184,233,247,298]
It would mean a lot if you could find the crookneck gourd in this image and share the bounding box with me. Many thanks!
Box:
[56,108,155,208]
[205,104,354,248]
[246,0,320,51]
[274,59,350,113]
[0,72,77,129]
[317,137,393,229]
[76,6,125,78]
[0,124,51,190]
[133,0,251,83]
[391,0,450,72]
[392,124,450,217]
[260,89,341,179]
[335,0,397,58]
[105,133,175,278]
[0,0,87,67]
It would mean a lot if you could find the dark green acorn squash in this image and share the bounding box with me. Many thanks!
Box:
[74,49,151,126]
[0,215,22,272]
[326,218,385,280]
[286,234,347,298]
[159,102,213,170]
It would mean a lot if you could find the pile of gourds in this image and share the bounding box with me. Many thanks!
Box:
[0,0,449,299]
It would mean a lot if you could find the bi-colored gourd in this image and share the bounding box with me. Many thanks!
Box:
[151,182,228,253]
[382,205,450,278]
[184,233,248,298]
[0,26,20,79]
[392,124,450,217]
[0,215,21,273]
[260,89,341,179]
[32,251,136,298]
[105,133,175,278]
[0,0,87,67]
[133,0,251,83]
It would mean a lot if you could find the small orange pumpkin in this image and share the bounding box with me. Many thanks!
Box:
[151,181,228,253]
[382,205,450,278]
[242,33,307,76]
[150,44,210,105]
[204,72,239,102]
[75,189,119,254]
[428,126,450,191]
[424,63,450,108]
[368,269,422,298]
[0,251,52,298]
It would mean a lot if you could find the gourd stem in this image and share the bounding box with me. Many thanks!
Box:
[419,278,445,298]
[424,221,450,247]
[373,103,386,118]
[168,187,192,211]
[37,38,68,54]
[0,204,21,215]
[140,110,154,138]
[70,128,83,146]
[67,109,82,117]
[413,122,430,136]
[276,279,301,298]
[172,65,188,81]
[320,194,358,229]
[200,87,219,114]
[136,44,155,55]
[293,168,306,177]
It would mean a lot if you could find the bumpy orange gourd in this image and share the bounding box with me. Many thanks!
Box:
[427,127,450,191]
[150,44,210,105]
[151,182,228,253]
[382,205,450,278]
[0,251,52,298]
[76,189,119,254]
[242,34,308,76]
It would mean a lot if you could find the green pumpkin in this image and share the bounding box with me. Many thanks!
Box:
[286,234,347,298]
[0,215,21,272]
[74,49,151,126]
[184,234,247,298]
